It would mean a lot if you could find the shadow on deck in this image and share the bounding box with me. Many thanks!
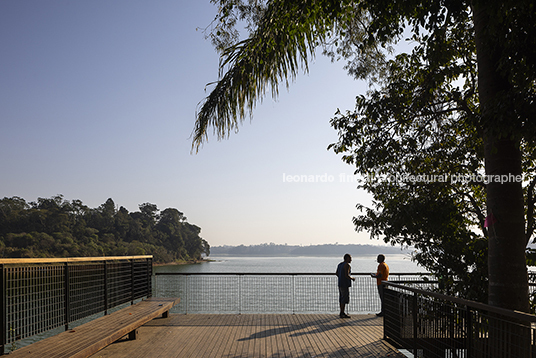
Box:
[90,314,406,358]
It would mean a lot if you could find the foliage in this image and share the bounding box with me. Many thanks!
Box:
[0,195,210,263]
[197,0,536,310]
[327,0,536,304]
[327,13,492,301]
[193,0,357,151]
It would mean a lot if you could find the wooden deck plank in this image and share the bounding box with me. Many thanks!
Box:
[168,314,207,358]
[293,314,317,358]
[274,315,291,358]
[221,315,242,356]
[269,316,281,358]
[244,314,260,357]
[300,314,327,358]
[228,315,249,358]
[315,315,347,358]
[279,315,294,358]
[274,315,286,358]
[318,314,348,358]
[318,314,346,358]
[183,315,217,358]
[276,315,295,357]
[299,314,330,357]
[90,314,406,358]
[236,315,252,358]
[262,316,272,358]
[324,314,361,357]
[199,315,228,358]
[153,315,197,358]
[203,315,231,358]
[290,314,317,358]
[248,315,260,357]
[335,314,380,357]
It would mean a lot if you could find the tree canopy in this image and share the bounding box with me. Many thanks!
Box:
[196,0,536,311]
[0,195,210,263]
[328,21,488,300]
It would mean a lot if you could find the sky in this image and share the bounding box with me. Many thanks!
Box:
[0,0,386,248]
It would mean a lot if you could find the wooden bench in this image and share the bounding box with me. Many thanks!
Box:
[8,297,180,358]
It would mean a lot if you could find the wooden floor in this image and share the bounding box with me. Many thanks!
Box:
[90,314,406,358]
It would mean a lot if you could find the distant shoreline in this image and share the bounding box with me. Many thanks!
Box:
[208,253,410,257]
[210,243,412,257]
[153,258,212,266]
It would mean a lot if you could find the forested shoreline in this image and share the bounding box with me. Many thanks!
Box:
[211,243,410,256]
[0,195,210,263]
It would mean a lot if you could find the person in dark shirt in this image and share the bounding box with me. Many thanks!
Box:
[336,253,355,318]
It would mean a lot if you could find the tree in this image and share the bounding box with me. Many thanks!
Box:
[195,0,536,311]
[328,27,489,300]
[0,196,30,234]
[469,1,535,312]
[358,0,535,312]
[139,203,159,227]
[0,195,210,263]
[156,208,187,259]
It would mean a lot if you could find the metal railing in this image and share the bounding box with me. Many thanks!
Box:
[0,256,153,354]
[154,272,432,314]
[383,281,536,358]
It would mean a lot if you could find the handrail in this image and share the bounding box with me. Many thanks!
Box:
[385,281,536,322]
[383,280,536,356]
[155,272,431,276]
[0,256,153,264]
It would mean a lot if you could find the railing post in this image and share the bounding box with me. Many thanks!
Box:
[185,274,189,314]
[383,286,388,340]
[238,274,242,314]
[130,259,134,305]
[1,264,5,355]
[147,258,152,298]
[64,262,70,331]
[292,275,295,315]
[413,291,418,357]
[466,306,473,357]
[104,261,108,315]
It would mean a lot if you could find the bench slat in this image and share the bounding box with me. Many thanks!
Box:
[8,297,180,358]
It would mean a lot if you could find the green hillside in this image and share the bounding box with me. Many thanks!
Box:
[0,195,209,263]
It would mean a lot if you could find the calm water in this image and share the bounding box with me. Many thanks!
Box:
[153,254,428,316]
[154,254,425,274]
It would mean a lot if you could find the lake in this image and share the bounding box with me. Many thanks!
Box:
[153,254,429,315]
[154,254,426,274]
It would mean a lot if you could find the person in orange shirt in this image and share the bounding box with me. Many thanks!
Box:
[371,254,389,317]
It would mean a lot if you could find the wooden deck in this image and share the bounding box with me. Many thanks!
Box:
[89,314,406,358]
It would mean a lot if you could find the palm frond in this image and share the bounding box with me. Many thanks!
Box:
[192,0,344,151]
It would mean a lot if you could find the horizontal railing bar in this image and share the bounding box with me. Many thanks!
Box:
[385,281,536,322]
[0,256,153,265]
[389,280,438,284]
[154,272,431,276]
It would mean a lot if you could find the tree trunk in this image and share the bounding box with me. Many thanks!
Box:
[472,2,529,312]
[483,135,528,311]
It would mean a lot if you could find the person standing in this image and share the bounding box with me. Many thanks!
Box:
[336,253,355,318]
[371,254,389,316]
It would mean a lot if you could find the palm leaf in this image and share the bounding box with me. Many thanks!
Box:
[192,0,344,151]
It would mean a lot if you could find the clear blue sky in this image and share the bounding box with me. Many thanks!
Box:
[1,0,383,247]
